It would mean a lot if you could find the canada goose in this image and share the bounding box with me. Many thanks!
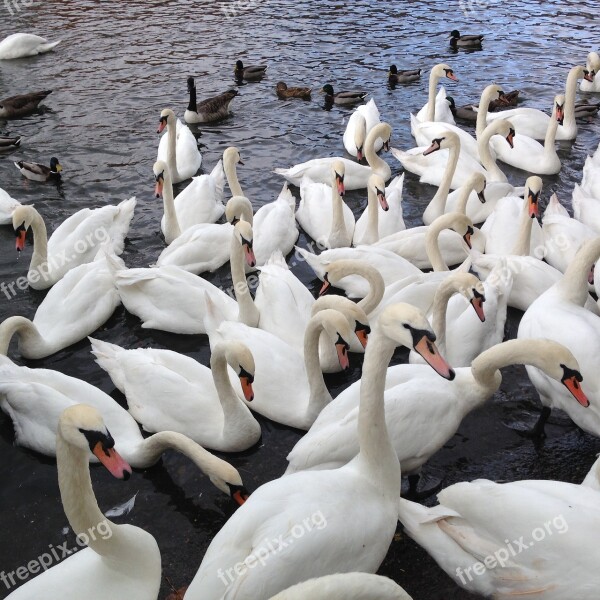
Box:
[0,90,52,118]
[184,77,238,124]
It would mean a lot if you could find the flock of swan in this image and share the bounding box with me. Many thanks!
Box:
[3,27,600,599]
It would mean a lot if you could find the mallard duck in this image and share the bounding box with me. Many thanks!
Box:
[449,30,484,48]
[14,156,62,181]
[0,90,52,119]
[0,136,21,150]
[388,65,421,84]
[234,60,267,81]
[276,81,312,100]
[449,90,518,122]
[574,99,600,118]
[184,77,238,124]
[321,84,367,105]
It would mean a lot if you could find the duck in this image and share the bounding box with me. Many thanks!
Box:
[116,221,259,334]
[0,135,21,150]
[490,94,563,175]
[321,84,367,105]
[184,77,238,124]
[12,199,135,289]
[234,59,267,81]
[574,99,600,118]
[90,338,261,453]
[296,161,355,248]
[276,81,312,99]
[289,338,587,497]
[352,174,390,245]
[0,90,52,118]
[580,51,600,92]
[183,304,453,599]
[388,64,421,84]
[153,158,225,244]
[449,90,518,122]
[269,573,413,599]
[0,248,123,360]
[449,30,483,47]
[0,33,61,60]
[275,122,392,189]
[518,238,600,438]
[414,63,459,125]
[14,156,61,181]
[156,108,202,183]
[0,187,21,224]
[343,98,383,158]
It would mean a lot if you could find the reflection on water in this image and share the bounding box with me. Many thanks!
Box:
[0,1,599,598]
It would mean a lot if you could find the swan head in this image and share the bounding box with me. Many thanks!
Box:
[369,174,388,210]
[423,130,460,156]
[219,341,255,402]
[484,119,515,148]
[584,53,600,81]
[554,94,565,125]
[58,405,132,480]
[377,303,455,380]
[332,160,346,196]
[465,172,487,204]
[481,84,508,106]
[354,114,367,161]
[311,308,354,371]
[431,212,474,249]
[225,195,253,225]
[319,259,383,298]
[432,63,458,82]
[12,204,38,252]
[312,296,370,349]
[445,272,486,322]
[153,160,169,197]
[368,121,392,152]
[524,176,543,219]
[233,220,256,267]
[223,146,244,171]
[157,108,175,134]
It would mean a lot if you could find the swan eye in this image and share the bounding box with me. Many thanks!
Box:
[238,366,254,384]
[335,334,350,351]
[15,222,26,236]
[79,427,115,454]
[228,484,250,506]
[155,171,164,183]
[240,235,253,249]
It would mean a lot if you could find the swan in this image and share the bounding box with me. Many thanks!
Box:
[484,65,594,140]
[287,339,587,496]
[480,176,544,255]
[374,211,479,270]
[90,338,261,453]
[352,174,390,245]
[414,63,459,124]
[343,99,383,158]
[274,122,392,189]
[203,292,354,429]
[518,238,600,438]
[12,199,135,290]
[0,362,249,500]
[0,249,123,360]
[296,161,355,248]
[580,153,600,199]
[0,187,20,225]
[580,51,600,92]
[115,221,259,334]
[269,573,412,599]
[183,303,453,599]
[490,94,563,175]
[398,440,600,598]
[0,33,61,60]
[573,183,600,234]
[154,159,225,243]
[156,108,202,183]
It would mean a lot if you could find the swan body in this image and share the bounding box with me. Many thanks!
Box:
[581,154,600,200]
[572,183,600,233]
[343,99,383,157]
[414,64,459,124]
[156,109,202,183]
[90,338,261,453]
[0,187,21,224]
[0,33,61,60]
[274,123,392,189]
[12,198,135,290]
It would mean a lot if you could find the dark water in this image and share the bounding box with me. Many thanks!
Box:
[1,1,600,598]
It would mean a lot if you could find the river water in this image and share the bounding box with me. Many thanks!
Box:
[1,1,599,598]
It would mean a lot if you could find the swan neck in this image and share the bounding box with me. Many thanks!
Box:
[0,316,46,357]
[27,211,49,277]
[431,280,457,348]
[563,67,579,128]
[544,108,559,151]
[476,88,494,139]
[426,70,439,121]
[556,238,600,305]
[167,120,180,182]
[454,181,475,215]
[210,346,247,425]
[511,200,534,256]
[162,171,181,240]
[231,236,259,327]
[330,182,349,246]
[364,126,387,173]
[303,316,332,420]
[478,126,505,181]
[425,221,449,271]
[363,184,379,244]
[224,161,244,197]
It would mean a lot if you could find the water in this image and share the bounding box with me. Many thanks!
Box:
[1,1,599,598]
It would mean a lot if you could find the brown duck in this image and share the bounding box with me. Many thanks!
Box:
[276,81,312,100]
[0,90,52,119]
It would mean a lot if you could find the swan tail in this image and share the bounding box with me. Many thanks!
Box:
[109,196,136,255]
[210,159,226,204]
[88,337,128,393]
[277,182,296,212]
[202,289,226,340]
[410,113,420,137]
[38,40,61,53]
[260,249,288,269]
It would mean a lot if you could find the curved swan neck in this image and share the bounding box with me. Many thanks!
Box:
[478,125,506,182]
[454,180,476,215]
[356,327,401,486]
[511,197,534,256]
[475,87,497,139]
[224,159,244,197]
[25,209,49,276]
[544,104,560,153]
[303,314,333,419]
[563,66,581,130]
[0,316,47,357]
[56,435,120,556]
[330,181,350,246]
[430,279,459,348]
[424,219,450,271]
[426,140,459,221]
[162,169,181,241]
[166,119,181,182]
[426,69,440,121]
[556,238,600,306]
[230,235,259,327]
[364,125,389,174]
[362,183,379,245]
[210,345,248,428]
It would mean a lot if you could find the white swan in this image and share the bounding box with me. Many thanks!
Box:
[484,65,594,140]
[572,183,600,234]
[352,174,390,245]
[343,99,383,158]
[12,198,135,289]
[0,187,21,225]
[90,338,261,453]
[490,94,563,175]
[154,158,224,242]
[518,238,600,437]
[274,123,392,189]
[580,51,600,92]
[580,153,600,200]
[480,176,544,255]
[288,339,587,496]
[0,33,60,60]
[414,63,459,125]
[156,108,202,183]
[0,249,123,360]
[357,173,405,242]
[184,303,452,599]
[116,221,259,334]
[269,573,412,600]
[296,161,355,248]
